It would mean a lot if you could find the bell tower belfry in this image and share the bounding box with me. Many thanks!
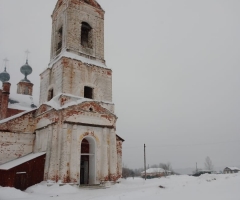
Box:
[39,0,112,104]
[50,0,105,63]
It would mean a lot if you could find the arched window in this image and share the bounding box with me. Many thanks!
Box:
[81,22,92,48]
[56,26,63,54]
[48,89,54,101]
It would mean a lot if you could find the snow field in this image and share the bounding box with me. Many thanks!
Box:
[0,173,239,200]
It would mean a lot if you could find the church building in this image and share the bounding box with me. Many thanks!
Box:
[0,0,123,190]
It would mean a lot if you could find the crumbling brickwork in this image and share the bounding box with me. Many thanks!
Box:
[1,82,11,119]
[39,57,112,104]
[50,0,104,62]
[17,81,33,96]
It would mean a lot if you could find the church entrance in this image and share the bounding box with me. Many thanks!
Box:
[80,137,96,185]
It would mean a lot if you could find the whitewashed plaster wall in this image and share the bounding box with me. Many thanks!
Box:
[39,60,63,104]
[116,140,123,177]
[39,58,112,104]
[0,132,35,164]
[62,59,112,102]
[40,123,118,183]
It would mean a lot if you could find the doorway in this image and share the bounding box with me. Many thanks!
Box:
[80,137,96,185]
[15,173,27,190]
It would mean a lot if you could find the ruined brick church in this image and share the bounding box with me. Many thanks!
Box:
[0,0,123,189]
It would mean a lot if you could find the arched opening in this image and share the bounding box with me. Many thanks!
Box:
[47,88,54,101]
[81,22,92,48]
[56,26,63,55]
[80,137,96,185]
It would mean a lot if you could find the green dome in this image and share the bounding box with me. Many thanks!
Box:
[20,60,32,82]
[0,68,10,82]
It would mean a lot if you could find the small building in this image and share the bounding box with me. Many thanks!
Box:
[141,168,171,178]
[0,153,46,190]
[223,167,240,174]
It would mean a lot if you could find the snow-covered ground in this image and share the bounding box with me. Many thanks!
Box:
[0,173,240,200]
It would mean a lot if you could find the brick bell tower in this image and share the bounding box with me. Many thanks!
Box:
[39,0,112,105]
[36,0,123,184]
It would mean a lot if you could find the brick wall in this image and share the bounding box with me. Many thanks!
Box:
[17,81,33,95]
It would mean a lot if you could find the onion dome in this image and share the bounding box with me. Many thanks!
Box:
[0,66,10,83]
[20,59,32,82]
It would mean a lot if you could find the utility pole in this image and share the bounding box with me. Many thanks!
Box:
[196,162,198,173]
[144,144,146,180]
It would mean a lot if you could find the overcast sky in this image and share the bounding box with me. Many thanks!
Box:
[0,0,240,172]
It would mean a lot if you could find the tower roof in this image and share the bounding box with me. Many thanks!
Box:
[0,69,10,83]
[81,0,103,10]
[0,58,10,83]
[20,59,32,83]
[53,0,103,15]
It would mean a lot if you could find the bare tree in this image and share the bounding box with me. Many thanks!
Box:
[133,168,144,177]
[151,164,158,168]
[159,162,173,176]
[122,163,130,179]
[204,156,214,171]
[159,162,172,171]
[122,167,132,179]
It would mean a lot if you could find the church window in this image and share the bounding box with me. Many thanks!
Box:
[24,87,29,95]
[81,22,92,48]
[56,27,63,54]
[84,86,93,99]
[48,89,54,101]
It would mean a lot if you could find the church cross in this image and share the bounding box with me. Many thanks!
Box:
[25,50,30,60]
[3,58,9,71]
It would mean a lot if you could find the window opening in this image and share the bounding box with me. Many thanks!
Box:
[48,89,54,101]
[84,86,93,99]
[57,27,63,53]
[24,87,29,95]
[81,22,92,48]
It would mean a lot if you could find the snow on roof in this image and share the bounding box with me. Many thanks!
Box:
[9,93,39,111]
[0,93,114,124]
[0,109,36,124]
[141,168,166,174]
[48,50,108,70]
[44,93,114,111]
[0,152,46,170]
[44,93,87,110]
[226,167,240,171]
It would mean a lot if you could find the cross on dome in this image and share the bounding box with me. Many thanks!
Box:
[25,50,30,61]
[3,58,9,71]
